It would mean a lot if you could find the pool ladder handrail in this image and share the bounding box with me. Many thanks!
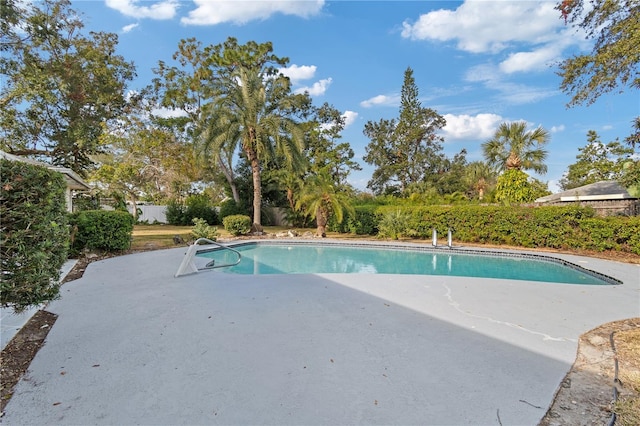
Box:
[175,238,242,277]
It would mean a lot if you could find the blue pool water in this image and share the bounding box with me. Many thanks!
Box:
[197,243,615,285]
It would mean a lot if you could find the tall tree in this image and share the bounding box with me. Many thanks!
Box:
[482,121,550,175]
[556,0,639,107]
[559,130,634,190]
[0,0,136,175]
[363,67,446,195]
[201,38,309,227]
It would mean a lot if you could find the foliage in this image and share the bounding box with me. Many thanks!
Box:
[191,218,218,241]
[560,130,635,189]
[363,67,447,195]
[164,195,218,226]
[463,161,498,201]
[372,204,639,254]
[377,210,410,240]
[70,210,134,253]
[495,169,549,203]
[0,0,136,175]
[90,107,203,212]
[556,0,639,106]
[295,172,354,237]
[482,121,550,174]
[222,214,252,236]
[218,199,248,221]
[328,205,380,235]
[303,103,362,185]
[156,37,309,226]
[0,159,69,312]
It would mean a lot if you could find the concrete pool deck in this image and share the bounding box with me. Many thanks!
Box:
[2,242,639,425]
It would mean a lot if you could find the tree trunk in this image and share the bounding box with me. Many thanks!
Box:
[316,207,328,238]
[217,157,240,203]
[246,148,262,226]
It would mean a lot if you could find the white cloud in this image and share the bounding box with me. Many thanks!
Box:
[294,78,332,96]
[602,125,614,131]
[499,46,561,74]
[360,94,400,108]
[151,107,188,119]
[550,125,566,133]
[401,1,560,54]
[280,64,317,84]
[182,0,324,26]
[441,113,503,141]
[106,0,178,20]
[342,110,358,128]
[465,63,558,105]
[122,23,139,33]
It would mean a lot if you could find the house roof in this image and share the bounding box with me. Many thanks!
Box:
[1,150,90,191]
[535,181,636,203]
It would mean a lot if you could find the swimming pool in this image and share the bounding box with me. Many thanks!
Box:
[197,241,618,285]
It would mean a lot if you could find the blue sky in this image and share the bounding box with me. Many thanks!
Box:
[73,0,639,193]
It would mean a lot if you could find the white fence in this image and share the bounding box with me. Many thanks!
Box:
[129,205,167,224]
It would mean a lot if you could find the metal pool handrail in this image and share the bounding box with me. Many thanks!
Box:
[174,238,242,277]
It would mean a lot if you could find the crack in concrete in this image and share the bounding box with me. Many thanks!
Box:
[441,284,576,343]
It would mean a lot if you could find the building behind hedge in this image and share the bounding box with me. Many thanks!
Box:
[535,181,639,217]
[0,150,90,212]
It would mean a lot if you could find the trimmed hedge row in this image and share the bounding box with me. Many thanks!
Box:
[328,205,381,235]
[70,210,135,253]
[371,205,640,255]
[1,159,69,312]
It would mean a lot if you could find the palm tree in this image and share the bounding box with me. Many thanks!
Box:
[482,121,550,175]
[201,57,306,227]
[464,161,497,201]
[296,173,354,237]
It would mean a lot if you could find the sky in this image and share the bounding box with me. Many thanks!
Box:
[72,0,639,193]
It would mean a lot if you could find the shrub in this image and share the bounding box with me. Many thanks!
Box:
[70,210,134,253]
[223,214,252,236]
[165,195,218,226]
[328,205,380,235]
[1,159,69,312]
[191,218,218,241]
[165,199,186,225]
[219,199,247,221]
[184,194,218,225]
[377,210,410,240]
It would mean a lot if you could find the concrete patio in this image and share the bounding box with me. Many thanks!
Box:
[2,244,639,425]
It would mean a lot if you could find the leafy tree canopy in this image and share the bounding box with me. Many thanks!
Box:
[0,0,136,175]
[482,121,550,175]
[363,67,447,195]
[556,0,639,107]
[559,130,634,190]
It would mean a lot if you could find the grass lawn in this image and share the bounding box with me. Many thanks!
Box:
[131,224,319,250]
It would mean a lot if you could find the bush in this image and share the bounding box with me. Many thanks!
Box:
[184,194,218,225]
[377,210,410,240]
[165,199,186,225]
[328,205,379,235]
[1,159,69,312]
[223,214,252,236]
[165,195,218,226]
[70,210,134,253]
[191,218,218,241]
[219,199,247,221]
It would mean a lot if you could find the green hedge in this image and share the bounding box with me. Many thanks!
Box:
[328,205,380,235]
[70,210,134,253]
[372,204,640,255]
[223,214,252,236]
[1,159,69,312]
[165,194,218,226]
